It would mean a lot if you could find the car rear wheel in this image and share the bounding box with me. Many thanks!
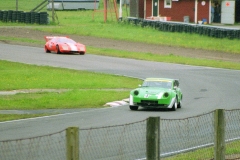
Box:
[56,45,61,54]
[45,46,51,53]
[79,52,85,55]
[130,105,138,110]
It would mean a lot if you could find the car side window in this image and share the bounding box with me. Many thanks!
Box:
[174,80,179,87]
[173,81,178,87]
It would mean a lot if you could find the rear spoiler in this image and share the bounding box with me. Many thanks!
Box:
[44,36,69,42]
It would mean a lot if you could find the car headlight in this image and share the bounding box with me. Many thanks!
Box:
[163,92,169,98]
[62,46,68,50]
[134,90,139,96]
[80,47,85,50]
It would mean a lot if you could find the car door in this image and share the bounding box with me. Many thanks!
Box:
[50,39,58,52]
[221,0,235,24]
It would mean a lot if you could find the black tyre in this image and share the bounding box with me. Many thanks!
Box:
[177,101,182,108]
[170,98,177,111]
[45,46,50,53]
[177,95,182,108]
[130,105,138,110]
[56,45,61,54]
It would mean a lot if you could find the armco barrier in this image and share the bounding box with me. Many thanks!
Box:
[127,17,240,40]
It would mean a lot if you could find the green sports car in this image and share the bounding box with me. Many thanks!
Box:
[129,78,183,111]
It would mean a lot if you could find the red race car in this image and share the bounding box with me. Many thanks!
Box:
[44,36,86,55]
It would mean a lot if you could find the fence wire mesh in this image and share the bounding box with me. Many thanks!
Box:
[161,111,215,159]
[0,109,240,160]
[79,119,146,160]
[225,109,240,160]
[0,129,66,160]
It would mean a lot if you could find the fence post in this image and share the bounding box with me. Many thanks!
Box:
[52,0,55,23]
[214,109,225,160]
[66,127,79,160]
[16,0,18,11]
[146,117,160,160]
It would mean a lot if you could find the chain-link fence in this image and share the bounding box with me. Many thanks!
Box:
[160,111,215,159]
[225,109,240,160]
[0,129,66,160]
[0,109,240,160]
[79,120,146,160]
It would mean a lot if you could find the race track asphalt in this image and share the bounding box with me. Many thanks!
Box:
[0,43,240,141]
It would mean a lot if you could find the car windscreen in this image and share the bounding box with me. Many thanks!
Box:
[142,81,172,89]
[55,38,76,43]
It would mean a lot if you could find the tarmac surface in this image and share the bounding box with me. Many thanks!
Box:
[1,23,240,115]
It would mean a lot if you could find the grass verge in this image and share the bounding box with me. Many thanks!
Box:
[0,60,141,112]
[0,114,52,122]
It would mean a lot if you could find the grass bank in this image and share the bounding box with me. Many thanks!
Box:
[0,60,141,111]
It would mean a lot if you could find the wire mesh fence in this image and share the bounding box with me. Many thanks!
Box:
[0,109,240,160]
[0,129,66,160]
[160,111,215,159]
[225,109,240,160]
[79,120,146,160]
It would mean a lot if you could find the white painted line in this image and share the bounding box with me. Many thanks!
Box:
[104,101,128,107]
[0,107,111,124]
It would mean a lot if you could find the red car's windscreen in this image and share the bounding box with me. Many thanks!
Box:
[53,38,76,43]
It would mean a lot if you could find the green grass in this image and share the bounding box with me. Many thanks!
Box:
[0,90,130,109]
[0,60,141,111]
[163,140,240,160]
[1,0,240,55]
[0,60,141,90]
[35,12,240,54]
[1,1,240,159]
[1,1,240,70]
[0,35,239,70]
[0,0,44,11]
[0,59,139,120]
[0,114,52,121]
[0,36,42,44]
[0,9,240,70]
[87,46,240,70]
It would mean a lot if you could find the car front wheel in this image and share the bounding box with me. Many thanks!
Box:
[130,105,138,110]
[45,46,51,53]
[56,45,61,54]
[171,98,177,111]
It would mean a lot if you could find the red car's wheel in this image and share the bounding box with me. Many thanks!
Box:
[79,52,85,55]
[56,45,61,54]
[45,46,51,53]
